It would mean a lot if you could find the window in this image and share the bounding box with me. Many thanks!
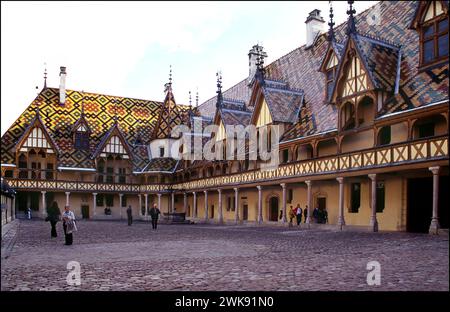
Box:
[97,164,104,183]
[342,102,355,130]
[282,149,289,163]
[287,189,293,204]
[118,168,126,184]
[418,123,435,138]
[96,194,104,206]
[121,195,127,207]
[106,167,114,183]
[105,194,114,207]
[350,183,361,213]
[4,170,13,178]
[379,126,391,145]
[74,132,89,150]
[46,163,54,180]
[420,1,448,66]
[376,181,385,213]
[325,52,339,101]
[159,147,165,157]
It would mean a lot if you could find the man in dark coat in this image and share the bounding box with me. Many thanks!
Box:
[303,205,308,223]
[149,203,161,230]
[46,201,61,238]
[126,205,133,226]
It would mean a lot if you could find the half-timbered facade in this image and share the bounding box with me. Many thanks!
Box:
[1,1,448,233]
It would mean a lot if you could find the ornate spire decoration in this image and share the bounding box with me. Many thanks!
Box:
[43,63,48,89]
[164,65,173,94]
[216,71,223,109]
[189,90,192,109]
[327,1,335,42]
[196,88,199,107]
[346,0,356,35]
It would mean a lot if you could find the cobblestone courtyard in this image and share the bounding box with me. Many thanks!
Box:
[1,219,448,291]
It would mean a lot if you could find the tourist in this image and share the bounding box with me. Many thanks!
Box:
[279,209,283,220]
[313,206,319,223]
[295,204,302,225]
[46,201,61,238]
[323,207,328,224]
[27,207,32,219]
[288,206,295,227]
[126,205,133,226]
[62,205,76,245]
[303,205,308,223]
[149,203,161,230]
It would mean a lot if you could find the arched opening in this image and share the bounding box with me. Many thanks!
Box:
[297,144,313,160]
[222,163,228,175]
[357,96,375,127]
[269,196,279,222]
[341,101,355,131]
[412,114,447,139]
[316,139,338,157]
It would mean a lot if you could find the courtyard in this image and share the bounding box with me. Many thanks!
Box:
[1,219,448,291]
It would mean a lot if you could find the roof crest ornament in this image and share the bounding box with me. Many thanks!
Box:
[346,0,357,35]
[327,1,335,42]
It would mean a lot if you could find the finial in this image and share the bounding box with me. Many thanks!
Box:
[169,65,172,85]
[189,90,192,108]
[346,0,356,35]
[196,88,199,107]
[216,72,223,109]
[327,1,335,42]
[43,62,47,89]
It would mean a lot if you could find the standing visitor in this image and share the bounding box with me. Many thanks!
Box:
[313,206,319,223]
[126,205,133,226]
[288,206,295,227]
[149,203,161,230]
[62,205,76,245]
[46,201,61,238]
[295,204,302,226]
[304,205,308,223]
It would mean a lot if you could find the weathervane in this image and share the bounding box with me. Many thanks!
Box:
[43,62,48,89]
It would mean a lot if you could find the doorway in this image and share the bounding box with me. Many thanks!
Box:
[81,205,90,219]
[407,176,449,233]
[210,204,214,219]
[243,204,248,220]
[269,197,279,221]
[317,197,326,210]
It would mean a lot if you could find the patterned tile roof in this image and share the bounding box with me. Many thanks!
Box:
[1,87,188,171]
[197,1,448,142]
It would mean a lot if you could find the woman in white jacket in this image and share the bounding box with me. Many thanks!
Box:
[62,205,76,245]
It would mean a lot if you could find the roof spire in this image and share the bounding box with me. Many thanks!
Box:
[35,85,41,115]
[196,88,199,107]
[164,65,173,95]
[346,0,356,35]
[327,1,335,42]
[216,71,223,109]
[43,62,47,89]
[189,90,192,109]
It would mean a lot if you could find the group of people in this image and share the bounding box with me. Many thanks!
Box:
[45,201,77,245]
[286,204,328,226]
[44,202,163,246]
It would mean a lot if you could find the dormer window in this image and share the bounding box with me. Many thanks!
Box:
[74,131,89,150]
[420,1,448,67]
[325,52,339,101]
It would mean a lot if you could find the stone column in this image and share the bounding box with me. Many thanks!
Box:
[280,183,287,224]
[144,194,148,221]
[193,191,197,218]
[429,166,440,235]
[119,193,123,220]
[257,186,263,224]
[41,191,47,218]
[218,189,223,224]
[65,192,70,207]
[93,193,97,217]
[368,174,378,232]
[12,196,16,221]
[138,194,142,217]
[171,192,175,213]
[204,190,208,221]
[234,187,239,224]
[336,177,345,230]
[157,193,162,216]
[183,192,187,214]
[305,180,312,224]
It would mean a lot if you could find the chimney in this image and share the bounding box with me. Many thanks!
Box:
[248,44,267,85]
[305,9,325,47]
[59,66,66,105]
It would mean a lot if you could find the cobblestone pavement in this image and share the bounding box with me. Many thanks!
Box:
[1,219,448,291]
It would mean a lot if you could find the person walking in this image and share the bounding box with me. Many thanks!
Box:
[62,205,76,245]
[46,201,61,238]
[126,205,133,226]
[313,206,319,223]
[26,207,32,219]
[303,205,308,223]
[288,206,295,227]
[149,203,161,230]
[295,204,302,226]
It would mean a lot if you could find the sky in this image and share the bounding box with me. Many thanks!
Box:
[1,1,378,135]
